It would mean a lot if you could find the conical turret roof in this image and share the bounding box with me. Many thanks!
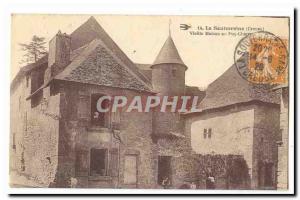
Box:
[152,35,186,67]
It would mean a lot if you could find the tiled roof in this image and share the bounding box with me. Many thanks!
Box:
[152,35,186,67]
[55,39,153,92]
[197,64,281,111]
[185,85,205,97]
[69,17,152,86]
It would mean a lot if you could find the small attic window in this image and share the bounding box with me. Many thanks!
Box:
[208,128,212,138]
[203,129,207,139]
[172,67,177,77]
[203,128,212,139]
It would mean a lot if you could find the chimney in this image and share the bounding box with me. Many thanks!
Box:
[45,30,71,83]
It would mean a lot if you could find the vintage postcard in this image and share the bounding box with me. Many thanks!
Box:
[9,14,293,193]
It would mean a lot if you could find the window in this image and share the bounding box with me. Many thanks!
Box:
[171,67,177,77]
[21,151,25,171]
[90,148,108,176]
[78,95,89,119]
[124,155,137,184]
[204,128,212,139]
[203,129,207,139]
[91,94,110,127]
[208,128,212,138]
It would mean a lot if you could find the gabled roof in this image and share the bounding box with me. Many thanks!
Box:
[152,35,186,67]
[69,17,152,86]
[55,39,153,92]
[196,64,281,111]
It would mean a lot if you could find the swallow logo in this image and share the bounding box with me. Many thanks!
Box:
[180,24,192,30]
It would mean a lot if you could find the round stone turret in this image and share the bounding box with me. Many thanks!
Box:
[151,35,187,96]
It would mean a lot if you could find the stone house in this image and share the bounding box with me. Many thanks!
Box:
[10,16,283,189]
[10,16,203,188]
[183,65,282,189]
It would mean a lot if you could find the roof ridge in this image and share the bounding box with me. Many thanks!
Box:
[70,16,153,87]
[198,63,280,110]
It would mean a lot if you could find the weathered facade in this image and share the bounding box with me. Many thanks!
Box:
[274,84,289,190]
[184,65,281,189]
[10,16,284,189]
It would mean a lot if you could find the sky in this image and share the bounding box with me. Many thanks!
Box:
[11,14,289,88]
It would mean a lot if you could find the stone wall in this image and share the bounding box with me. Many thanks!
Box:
[184,102,280,189]
[154,111,197,189]
[277,87,289,190]
[185,104,255,175]
[120,110,157,188]
[252,103,280,189]
[10,75,60,187]
[56,82,156,188]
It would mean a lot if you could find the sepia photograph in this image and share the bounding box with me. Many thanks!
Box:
[6,9,294,195]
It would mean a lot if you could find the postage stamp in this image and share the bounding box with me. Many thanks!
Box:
[234,31,288,85]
